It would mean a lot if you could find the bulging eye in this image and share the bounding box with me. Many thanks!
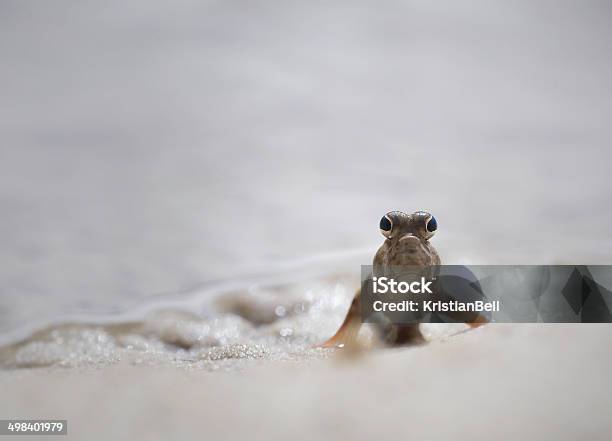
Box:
[426,215,437,234]
[379,214,393,238]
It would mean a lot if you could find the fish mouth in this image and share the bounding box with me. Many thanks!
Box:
[398,234,422,244]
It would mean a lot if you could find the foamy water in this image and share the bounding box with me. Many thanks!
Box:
[0,256,358,370]
[0,258,469,372]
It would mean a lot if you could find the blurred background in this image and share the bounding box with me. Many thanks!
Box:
[1,0,611,338]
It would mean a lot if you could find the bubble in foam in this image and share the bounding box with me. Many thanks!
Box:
[199,344,270,361]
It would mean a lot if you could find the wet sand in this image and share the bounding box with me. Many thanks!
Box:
[2,324,611,441]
